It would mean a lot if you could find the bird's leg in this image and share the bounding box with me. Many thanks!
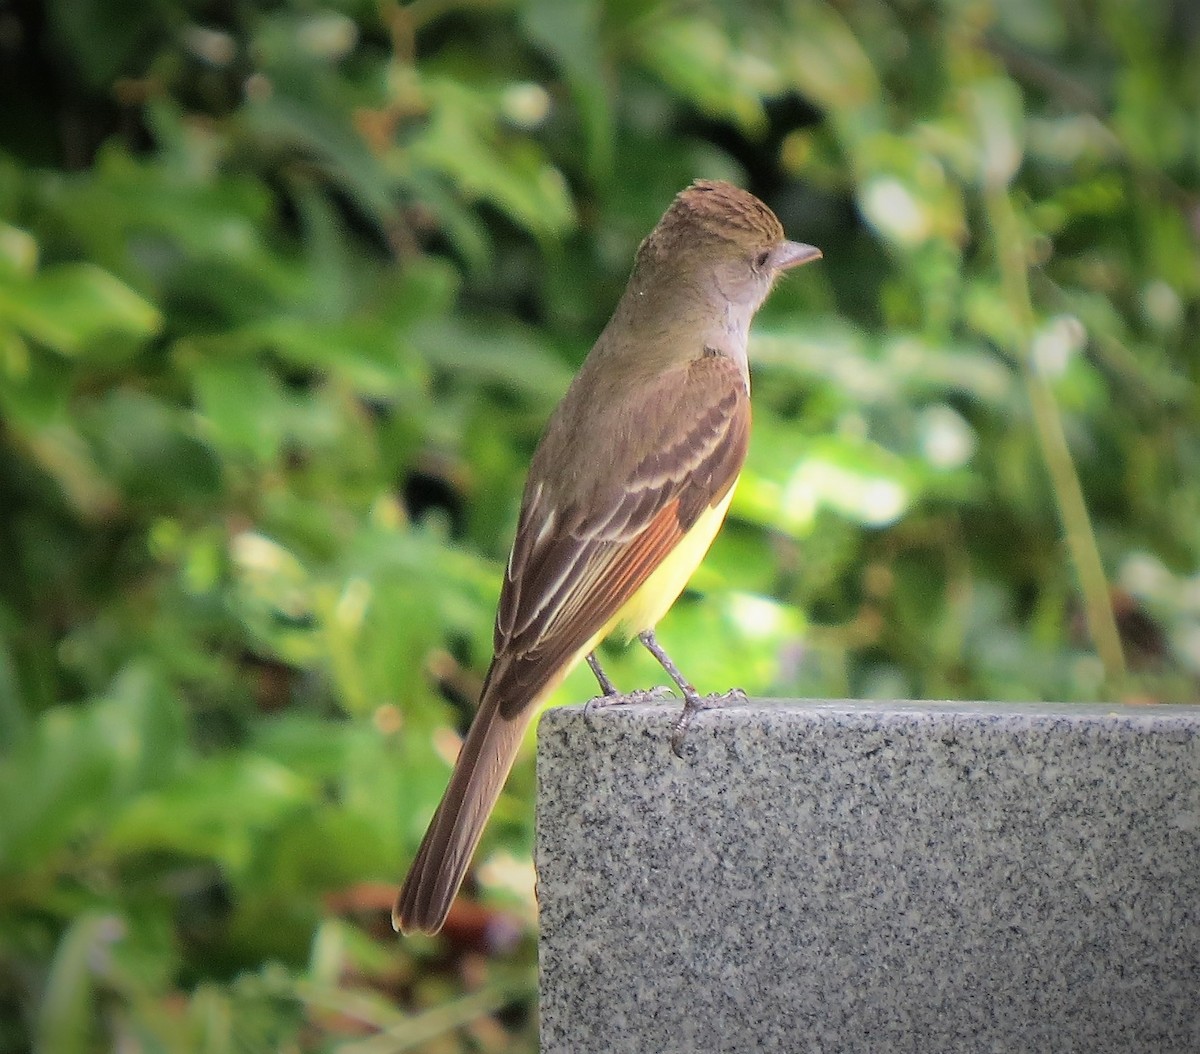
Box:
[637,629,727,757]
[586,652,620,697]
[583,653,621,721]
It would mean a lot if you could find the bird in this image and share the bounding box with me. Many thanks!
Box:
[395,179,821,935]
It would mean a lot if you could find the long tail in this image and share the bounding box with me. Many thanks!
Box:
[392,691,530,934]
[394,645,586,934]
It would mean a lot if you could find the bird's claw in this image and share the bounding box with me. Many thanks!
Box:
[584,686,676,727]
[584,686,674,713]
[669,687,747,758]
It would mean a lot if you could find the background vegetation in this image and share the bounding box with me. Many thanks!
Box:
[1,0,1197,1049]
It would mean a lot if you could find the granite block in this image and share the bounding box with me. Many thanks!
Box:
[536,700,1200,1054]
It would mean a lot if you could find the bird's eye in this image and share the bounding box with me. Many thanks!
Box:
[753,249,771,270]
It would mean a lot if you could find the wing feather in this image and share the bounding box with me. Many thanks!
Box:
[491,354,750,720]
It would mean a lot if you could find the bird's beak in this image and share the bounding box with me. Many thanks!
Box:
[772,241,822,270]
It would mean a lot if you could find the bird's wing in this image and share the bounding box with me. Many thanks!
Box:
[490,352,749,718]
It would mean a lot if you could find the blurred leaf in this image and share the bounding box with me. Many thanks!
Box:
[736,400,919,540]
[754,325,1015,408]
[228,531,321,664]
[35,913,123,1054]
[0,223,38,276]
[0,262,161,358]
[46,0,168,87]
[20,422,122,518]
[638,16,777,135]
[521,0,615,180]
[193,360,290,463]
[784,3,881,127]
[0,630,28,753]
[103,754,313,870]
[854,134,967,250]
[965,78,1026,189]
[411,78,577,245]
[83,388,222,507]
[0,664,183,874]
[412,316,573,400]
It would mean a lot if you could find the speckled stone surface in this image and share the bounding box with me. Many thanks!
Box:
[536,700,1200,1054]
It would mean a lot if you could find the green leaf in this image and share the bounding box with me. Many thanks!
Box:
[192,360,290,464]
[35,913,124,1054]
[412,315,573,401]
[83,388,222,507]
[0,665,184,875]
[854,133,966,250]
[0,223,38,277]
[0,263,161,358]
[244,317,428,398]
[966,77,1026,189]
[412,78,577,245]
[783,4,881,129]
[638,16,776,135]
[46,0,169,87]
[740,425,914,535]
[102,754,313,871]
[0,630,29,754]
[521,0,615,180]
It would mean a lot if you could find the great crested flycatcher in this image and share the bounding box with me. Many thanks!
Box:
[395,179,821,935]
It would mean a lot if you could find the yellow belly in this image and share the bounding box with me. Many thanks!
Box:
[550,486,737,693]
[612,488,735,637]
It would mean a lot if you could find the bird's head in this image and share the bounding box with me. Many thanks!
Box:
[634,179,821,313]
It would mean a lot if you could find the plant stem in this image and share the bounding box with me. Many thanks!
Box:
[335,975,534,1053]
[984,186,1128,693]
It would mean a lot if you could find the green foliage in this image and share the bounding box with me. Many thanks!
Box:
[1,0,1198,1049]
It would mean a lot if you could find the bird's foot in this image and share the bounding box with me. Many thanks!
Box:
[584,685,675,716]
[669,687,747,758]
